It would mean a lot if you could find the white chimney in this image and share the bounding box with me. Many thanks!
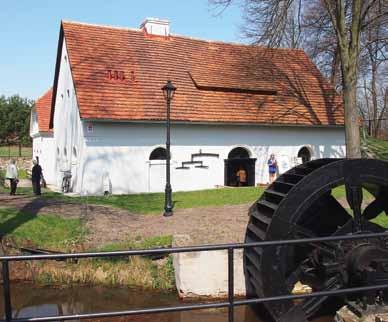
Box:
[140,18,170,37]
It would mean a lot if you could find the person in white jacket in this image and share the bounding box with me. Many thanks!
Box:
[5,159,18,195]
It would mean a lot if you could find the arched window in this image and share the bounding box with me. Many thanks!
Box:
[228,147,250,159]
[149,147,167,160]
[298,147,311,164]
[64,147,67,157]
[57,147,60,156]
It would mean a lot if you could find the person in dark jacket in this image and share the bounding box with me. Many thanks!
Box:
[31,159,43,195]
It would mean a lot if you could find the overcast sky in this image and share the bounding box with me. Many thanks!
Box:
[0,0,243,100]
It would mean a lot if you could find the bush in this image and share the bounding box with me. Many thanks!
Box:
[0,169,5,187]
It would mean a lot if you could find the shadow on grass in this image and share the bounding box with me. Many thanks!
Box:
[0,197,47,241]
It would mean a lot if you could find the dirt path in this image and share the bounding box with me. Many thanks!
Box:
[0,193,251,247]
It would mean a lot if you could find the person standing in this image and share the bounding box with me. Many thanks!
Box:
[5,159,18,195]
[268,154,278,184]
[236,166,247,187]
[31,159,43,195]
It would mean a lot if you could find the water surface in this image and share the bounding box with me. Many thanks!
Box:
[0,284,333,322]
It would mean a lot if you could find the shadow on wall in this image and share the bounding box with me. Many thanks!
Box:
[313,143,346,159]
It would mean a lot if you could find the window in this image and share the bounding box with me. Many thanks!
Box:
[73,147,77,158]
[57,147,60,155]
[298,147,312,164]
[64,147,67,157]
[149,147,167,160]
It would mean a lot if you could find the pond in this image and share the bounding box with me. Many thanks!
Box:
[0,284,333,322]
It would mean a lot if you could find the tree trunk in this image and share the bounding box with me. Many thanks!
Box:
[343,72,361,158]
[333,0,362,159]
[370,56,378,137]
[340,46,361,158]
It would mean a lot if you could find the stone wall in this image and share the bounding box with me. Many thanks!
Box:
[0,157,32,171]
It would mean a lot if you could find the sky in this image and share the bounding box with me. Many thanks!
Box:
[0,0,244,100]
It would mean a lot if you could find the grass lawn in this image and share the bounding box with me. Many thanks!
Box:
[365,137,388,161]
[0,186,265,215]
[0,145,32,157]
[0,207,85,251]
[69,186,264,214]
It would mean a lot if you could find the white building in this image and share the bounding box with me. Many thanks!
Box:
[30,88,56,184]
[36,18,346,195]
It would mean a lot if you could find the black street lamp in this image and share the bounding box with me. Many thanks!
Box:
[162,80,177,217]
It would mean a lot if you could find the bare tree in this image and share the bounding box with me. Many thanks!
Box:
[210,0,388,158]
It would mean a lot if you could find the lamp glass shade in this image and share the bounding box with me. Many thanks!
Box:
[162,80,177,100]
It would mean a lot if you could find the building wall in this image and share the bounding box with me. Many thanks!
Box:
[50,38,345,196]
[32,135,56,184]
[52,39,86,193]
[78,122,345,195]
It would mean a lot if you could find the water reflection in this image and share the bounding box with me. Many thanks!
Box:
[0,284,332,322]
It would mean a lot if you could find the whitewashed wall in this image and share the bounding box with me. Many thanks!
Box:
[77,122,345,195]
[32,136,56,184]
[52,39,85,193]
[30,108,56,184]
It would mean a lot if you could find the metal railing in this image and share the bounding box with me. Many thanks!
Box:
[2,231,388,322]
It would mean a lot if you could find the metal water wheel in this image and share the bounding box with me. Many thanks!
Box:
[244,158,388,321]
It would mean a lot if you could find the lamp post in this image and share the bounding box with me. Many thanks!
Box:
[162,80,177,217]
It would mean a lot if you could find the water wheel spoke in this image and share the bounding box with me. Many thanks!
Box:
[363,188,388,220]
[363,193,387,220]
[301,275,343,318]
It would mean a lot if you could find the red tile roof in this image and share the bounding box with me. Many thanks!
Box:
[36,88,53,133]
[52,21,344,127]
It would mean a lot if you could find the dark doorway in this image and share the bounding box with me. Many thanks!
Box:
[225,147,256,187]
[298,147,311,164]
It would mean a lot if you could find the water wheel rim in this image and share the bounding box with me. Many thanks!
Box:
[244,158,388,321]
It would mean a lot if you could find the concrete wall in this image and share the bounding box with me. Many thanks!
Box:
[173,249,246,298]
[77,121,345,195]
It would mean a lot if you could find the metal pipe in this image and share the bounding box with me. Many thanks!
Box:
[234,283,388,305]
[4,301,230,322]
[4,283,388,322]
[2,231,388,261]
[3,232,388,321]
[163,95,173,217]
[2,260,12,322]
[228,248,234,322]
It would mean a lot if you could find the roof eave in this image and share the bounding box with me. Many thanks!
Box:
[80,118,345,129]
[49,22,65,129]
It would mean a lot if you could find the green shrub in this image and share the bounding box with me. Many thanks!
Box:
[0,170,5,187]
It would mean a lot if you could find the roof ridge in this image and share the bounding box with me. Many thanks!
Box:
[61,19,142,33]
[61,20,304,51]
[36,87,52,102]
